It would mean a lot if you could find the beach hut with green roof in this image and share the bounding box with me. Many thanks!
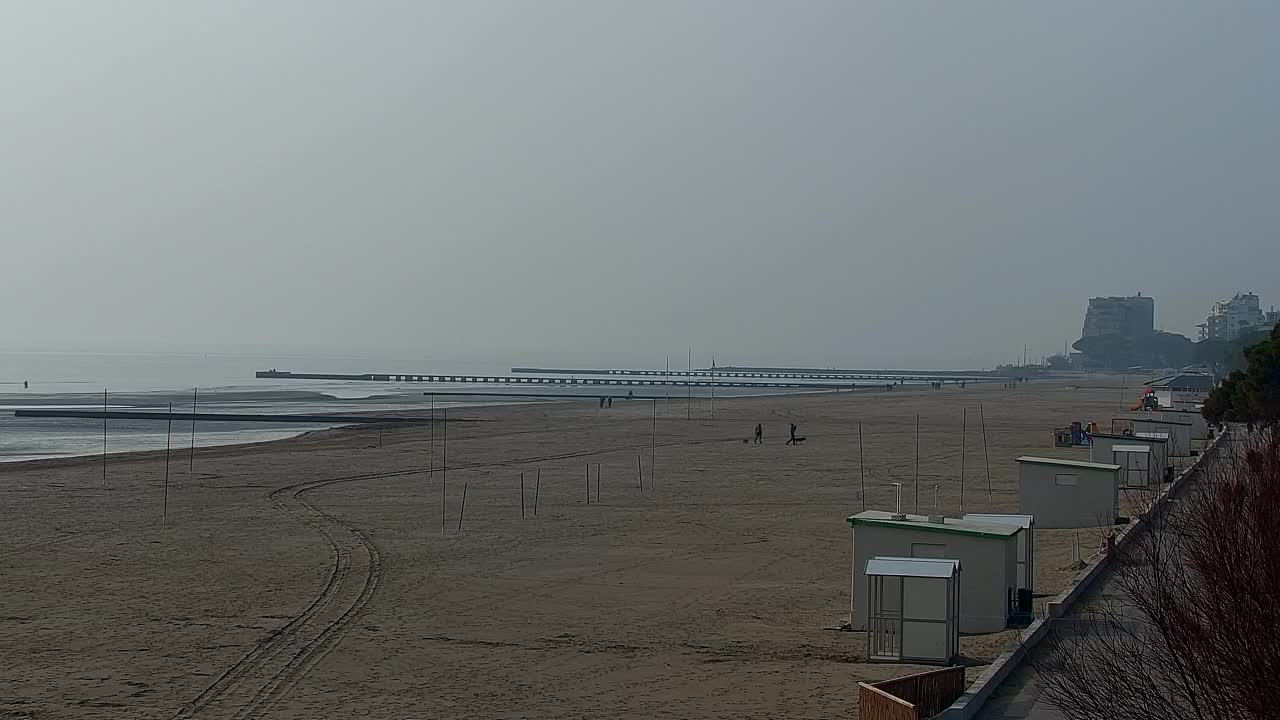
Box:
[848,511,1020,634]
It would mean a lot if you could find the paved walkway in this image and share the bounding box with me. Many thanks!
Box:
[976,436,1229,719]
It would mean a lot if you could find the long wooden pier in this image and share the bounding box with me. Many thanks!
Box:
[255,370,868,390]
[510,366,992,381]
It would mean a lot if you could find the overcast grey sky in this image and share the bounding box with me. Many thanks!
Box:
[3,1,1277,369]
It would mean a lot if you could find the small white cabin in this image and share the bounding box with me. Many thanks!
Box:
[1134,432,1173,476]
[1111,445,1153,487]
[1130,417,1191,457]
[1091,432,1168,483]
[1017,456,1121,529]
[864,556,960,665]
[848,511,1020,634]
[962,513,1035,600]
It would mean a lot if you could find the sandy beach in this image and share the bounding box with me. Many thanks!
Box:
[0,377,1135,719]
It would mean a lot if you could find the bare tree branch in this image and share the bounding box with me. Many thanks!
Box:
[1032,428,1280,720]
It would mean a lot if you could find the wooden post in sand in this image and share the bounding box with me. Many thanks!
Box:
[533,467,541,516]
[980,403,992,500]
[520,472,526,518]
[102,389,108,487]
[710,354,715,419]
[596,463,601,503]
[442,409,448,535]
[429,393,435,503]
[650,399,657,489]
[687,347,692,421]
[914,414,920,514]
[858,422,866,511]
[456,482,468,532]
[637,454,643,491]
[162,402,173,526]
[188,387,198,473]
[585,463,590,505]
[960,408,967,514]
[665,356,670,418]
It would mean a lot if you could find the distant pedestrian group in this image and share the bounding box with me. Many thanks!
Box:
[747,422,803,446]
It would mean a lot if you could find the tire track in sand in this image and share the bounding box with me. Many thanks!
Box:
[171,476,383,720]
[173,434,740,718]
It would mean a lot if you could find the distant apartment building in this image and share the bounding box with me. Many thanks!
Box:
[1197,292,1277,341]
[1081,294,1154,339]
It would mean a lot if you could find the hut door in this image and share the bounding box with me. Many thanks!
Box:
[868,576,903,661]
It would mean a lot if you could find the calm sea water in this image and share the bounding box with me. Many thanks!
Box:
[0,351,541,462]
[0,351,823,462]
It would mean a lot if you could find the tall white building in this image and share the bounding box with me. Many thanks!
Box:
[1081,294,1154,338]
[1198,292,1273,341]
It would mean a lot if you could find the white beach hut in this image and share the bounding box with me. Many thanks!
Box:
[1091,432,1168,483]
[962,513,1035,603]
[1128,417,1191,457]
[1158,409,1208,443]
[1111,445,1153,487]
[1134,432,1172,476]
[1017,456,1121,529]
[864,556,960,665]
[848,511,1019,634]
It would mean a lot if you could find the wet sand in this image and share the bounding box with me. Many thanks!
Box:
[0,377,1133,719]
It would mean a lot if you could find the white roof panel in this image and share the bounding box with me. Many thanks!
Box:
[1135,432,1170,441]
[1133,416,1191,426]
[865,556,960,578]
[961,513,1034,529]
[1016,456,1122,471]
[1112,445,1151,453]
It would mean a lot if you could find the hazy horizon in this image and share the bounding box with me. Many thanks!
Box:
[4,2,1278,370]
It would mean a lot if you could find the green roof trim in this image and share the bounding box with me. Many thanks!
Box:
[846,512,1020,539]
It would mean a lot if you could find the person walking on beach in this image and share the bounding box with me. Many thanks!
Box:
[753,423,763,444]
[786,423,797,446]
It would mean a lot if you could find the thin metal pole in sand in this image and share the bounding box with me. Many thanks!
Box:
[980,403,992,500]
[960,408,967,515]
[914,414,920,514]
[596,463,601,503]
[665,355,670,417]
[442,408,448,535]
[637,454,643,491]
[710,354,715,420]
[456,482,468,532]
[520,472,526,518]
[162,402,173,526]
[687,348,692,421]
[858,421,866,511]
[102,388,108,487]
[534,467,541,516]
[585,463,590,505]
[188,387,198,473]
